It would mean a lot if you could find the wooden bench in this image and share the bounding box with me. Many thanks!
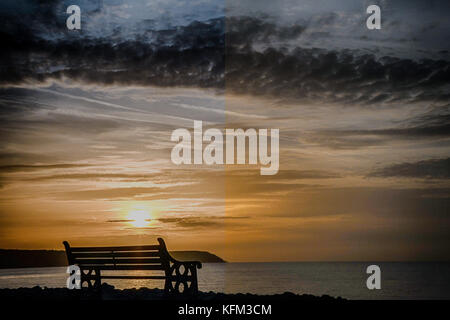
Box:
[63,238,201,294]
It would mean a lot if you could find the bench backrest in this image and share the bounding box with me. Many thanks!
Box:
[63,238,170,271]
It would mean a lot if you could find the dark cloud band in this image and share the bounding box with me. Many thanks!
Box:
[1,14,448,105]
[369,158,450,179]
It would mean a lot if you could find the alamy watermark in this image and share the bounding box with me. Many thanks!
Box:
[66,265,81,289]
[171,121,279,175]
[66,5,81,30]
[366,265,381,290]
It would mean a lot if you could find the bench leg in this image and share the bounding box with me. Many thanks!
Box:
[94,269,101,290]
[164,278,171,294]
[164,263,199,295]
[81,268,102,291]
[191,268,198,294]
[164,277,198,295]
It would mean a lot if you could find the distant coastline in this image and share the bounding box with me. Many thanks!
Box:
[0,249,225,268]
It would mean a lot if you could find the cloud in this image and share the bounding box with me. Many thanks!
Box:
[29,169,337,182]
[58,186,166,200]
[252,169,340,180]
[107,219,134,223]
[157,215,248,229]
[226,16,305,46]
[1,8,448,106]
[262,186,450,219]
[0,163,92,173]
[306,112,450,149]
[225,47,449,105]
[27,173,159,182]
[106,215,248,230]
[41,169,331,201]
[369,158,450,179]
[0,15,225,88]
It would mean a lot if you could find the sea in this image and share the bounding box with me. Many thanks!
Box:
[0,262,449,300]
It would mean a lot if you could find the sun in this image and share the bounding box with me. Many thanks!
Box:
[127,205,152,228]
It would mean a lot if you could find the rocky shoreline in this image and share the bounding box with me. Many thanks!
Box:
[0,283,344,301]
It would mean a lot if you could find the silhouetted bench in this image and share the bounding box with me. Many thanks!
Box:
[63,238,201,294]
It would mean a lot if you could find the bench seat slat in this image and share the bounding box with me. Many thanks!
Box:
[72,251,161,258]
[100,275,167,280]
[78,264,166,270]
[70,245,160,252]
[74,258,162,264]
[83,275,194,280]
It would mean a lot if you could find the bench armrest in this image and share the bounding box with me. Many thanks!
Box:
[158,238,202,269]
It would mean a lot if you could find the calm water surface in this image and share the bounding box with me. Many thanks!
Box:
[0,262,449,300]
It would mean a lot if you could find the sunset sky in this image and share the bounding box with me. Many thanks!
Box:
[0,0,449,262]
